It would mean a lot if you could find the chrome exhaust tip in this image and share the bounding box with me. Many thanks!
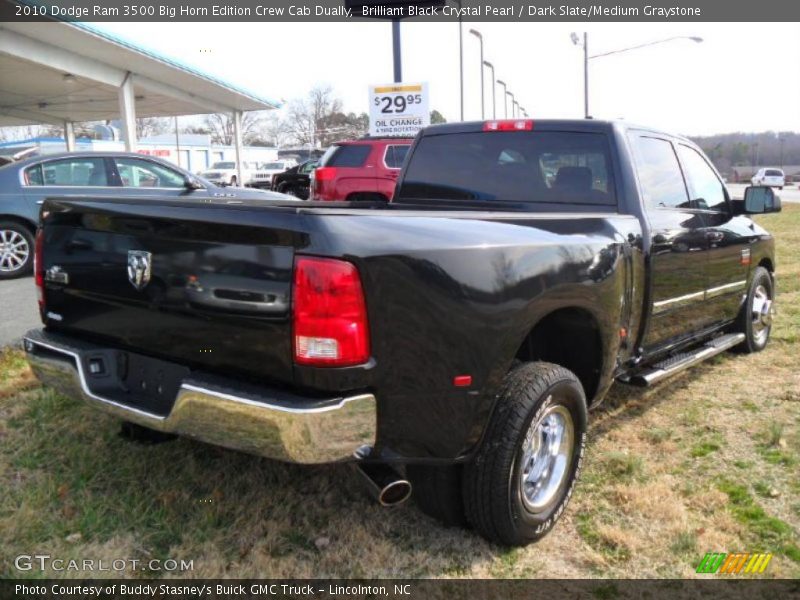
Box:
[355,463,412,507]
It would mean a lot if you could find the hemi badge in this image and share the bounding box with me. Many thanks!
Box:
[740,248,752,266]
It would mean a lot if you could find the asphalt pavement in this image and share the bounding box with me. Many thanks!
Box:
[0,275,38,348]
[727,183,800,202]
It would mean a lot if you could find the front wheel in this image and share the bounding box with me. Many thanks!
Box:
[463,362,587,546]
[734,266,774,353]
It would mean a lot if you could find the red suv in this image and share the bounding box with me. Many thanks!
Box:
[310,137,413,202]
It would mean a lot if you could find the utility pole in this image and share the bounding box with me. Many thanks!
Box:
[392,20,402,82]
[469,29,484,119]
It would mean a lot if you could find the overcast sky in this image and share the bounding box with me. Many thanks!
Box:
[96,21,800,136]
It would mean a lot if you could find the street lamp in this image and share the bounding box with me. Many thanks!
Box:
[571,33,703,118]
[520,106,527,117]
[469,29,484,119]
[506,90,515,117]
[483,60,496,119]
[513,99,519,118]
[497,79,508,117]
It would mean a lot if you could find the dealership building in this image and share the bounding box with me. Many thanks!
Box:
[0,134,280,173]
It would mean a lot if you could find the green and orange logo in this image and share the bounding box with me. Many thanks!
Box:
[696,552,773,574]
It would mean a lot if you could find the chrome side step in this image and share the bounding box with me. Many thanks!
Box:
[625,333,745,387]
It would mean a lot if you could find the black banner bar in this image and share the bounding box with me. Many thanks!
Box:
[4,0,800,22]
[4,579,800,600]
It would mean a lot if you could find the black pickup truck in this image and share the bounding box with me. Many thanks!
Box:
[24,119,779,546]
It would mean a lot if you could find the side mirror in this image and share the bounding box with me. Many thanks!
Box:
[743,185,781,214]
[185,176,204,191]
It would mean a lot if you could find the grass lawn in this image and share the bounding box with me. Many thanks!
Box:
[1,206,798,579]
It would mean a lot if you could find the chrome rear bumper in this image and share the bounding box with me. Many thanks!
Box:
[24,329,376,464]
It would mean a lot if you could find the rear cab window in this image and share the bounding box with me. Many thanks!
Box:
[395,130,617,208]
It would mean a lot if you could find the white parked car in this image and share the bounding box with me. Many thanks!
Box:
[249,160,298,190]
[751,168,785,189]
[199,161,257,186]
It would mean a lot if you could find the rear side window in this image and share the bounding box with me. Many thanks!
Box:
[322,145,371,168]
[23,164,43,185]
[33,158,109,186]
[630,136,689,210]
[396,131,616,206]
[765,169,783,177]
[385,145,410,169]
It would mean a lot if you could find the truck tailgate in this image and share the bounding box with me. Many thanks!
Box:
[39,197,305,385]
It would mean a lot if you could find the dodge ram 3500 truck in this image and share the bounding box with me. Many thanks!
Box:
[24,119,780,546]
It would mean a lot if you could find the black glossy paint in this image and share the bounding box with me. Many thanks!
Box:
[36,119,776,464]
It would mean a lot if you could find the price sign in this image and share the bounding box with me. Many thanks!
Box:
[368,82,429,137]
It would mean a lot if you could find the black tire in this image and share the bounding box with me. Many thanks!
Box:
[734,266,774,353]
[463,362,587,546]
[0,221,35,279]
[279,184,300,198]
[406,464,467,527]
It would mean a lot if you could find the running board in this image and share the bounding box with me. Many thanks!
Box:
[625,333,745,387]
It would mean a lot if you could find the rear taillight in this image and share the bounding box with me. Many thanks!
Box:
[313,167,336,181]
[34,229,45,319]
[312,167,336,201]
[293,256,370,367]
[483,119,534,131]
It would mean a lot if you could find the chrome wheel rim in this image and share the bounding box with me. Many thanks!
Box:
[751,284,773,345]
[0,229,30,273]
[519,401,575,513]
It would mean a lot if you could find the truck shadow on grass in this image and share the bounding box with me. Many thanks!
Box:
[3,346,796,578]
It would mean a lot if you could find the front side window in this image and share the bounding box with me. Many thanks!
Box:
[115,158,184,188]
[34,158,109,186]
[630,136,690,210]
[676,145,727,212]
[397,131,616,206]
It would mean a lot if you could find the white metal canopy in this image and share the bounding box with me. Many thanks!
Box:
[0,21,280,181]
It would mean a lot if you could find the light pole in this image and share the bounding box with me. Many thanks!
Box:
[469,29,484,119]
[571,33,703,118]
[483,60,496,119]
[506,90,515,117]
[497,79,507,117]
[513,99,519,118]
[457,1,464,120]
[520,106,527,117]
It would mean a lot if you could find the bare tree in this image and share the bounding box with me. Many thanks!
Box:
[284,85,344,147]
[136,116,171,139]
[202,111,267,145]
